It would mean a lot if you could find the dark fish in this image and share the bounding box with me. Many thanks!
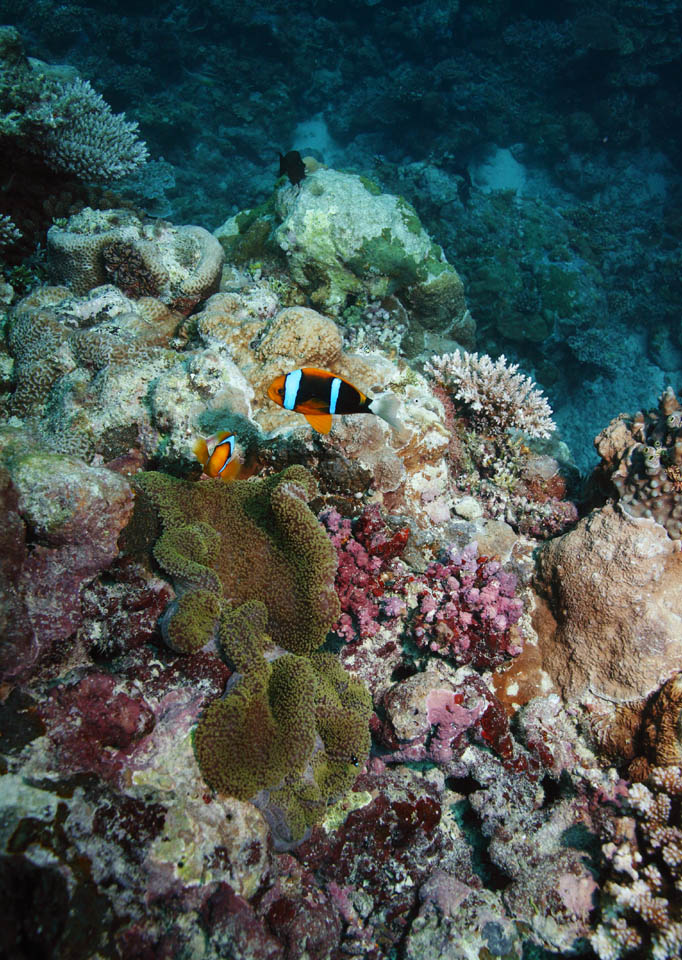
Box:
[267,366,403,434]
[278,150,306,186]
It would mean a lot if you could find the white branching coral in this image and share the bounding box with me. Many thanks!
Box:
[425,349,555,439]
[0,214,22,249]
[591,766,682,960]
[28,78,149,181]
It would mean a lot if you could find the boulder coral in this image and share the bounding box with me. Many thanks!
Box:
[135,465,340,656]
[535,504,682,701]
[195,601,371,847]
[48,208,224,312]
[215,166,472,342]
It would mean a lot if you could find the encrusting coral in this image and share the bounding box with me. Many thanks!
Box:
[195,600,372,847]
[425,349,555,439]
[136,465,340,656]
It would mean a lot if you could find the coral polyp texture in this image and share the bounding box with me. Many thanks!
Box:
[594,386,682,539]
[195,600,371,847]
[136,465,340,656]
[47,208,224,309]
[535,504,682,701]
[425,349,556,439]
[591,766,682,960]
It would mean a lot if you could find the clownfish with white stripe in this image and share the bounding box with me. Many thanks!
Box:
[267,367,403,435]
[192,431,241,480]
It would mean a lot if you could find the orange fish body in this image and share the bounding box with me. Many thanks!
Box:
[267,367,402,434]
[192,431,241,480]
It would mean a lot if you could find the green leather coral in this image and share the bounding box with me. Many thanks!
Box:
[136,465,340,655]
[195,601,372,846]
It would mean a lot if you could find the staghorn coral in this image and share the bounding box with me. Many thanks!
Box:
[47,208,224,310]
[591,766,682,960]
[136,465,340,656]
[425,349,555,439]
[195,600,371,847]
[593,386,682,539]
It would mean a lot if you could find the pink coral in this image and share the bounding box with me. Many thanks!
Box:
[320,505,409,642]
[412,543,523,669]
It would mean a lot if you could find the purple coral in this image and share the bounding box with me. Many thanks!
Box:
[412,543,523,669]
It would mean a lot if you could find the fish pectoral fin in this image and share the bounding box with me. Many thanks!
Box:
[219,457,242,481]
[192,437,209,468]
[304,412,333,434]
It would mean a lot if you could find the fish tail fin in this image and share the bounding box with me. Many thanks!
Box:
[368,392,404,432]
[192,437,209,468]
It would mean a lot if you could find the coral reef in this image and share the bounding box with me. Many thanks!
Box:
[136,465,339,656]
[591,766,682,960]
[535,504,682,701]
[593,386,682,540]
[425,349,555,439]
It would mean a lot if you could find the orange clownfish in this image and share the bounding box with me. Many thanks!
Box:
[267,367,403,435]
[192,431,241,481]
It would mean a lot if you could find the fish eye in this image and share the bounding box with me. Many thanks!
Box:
[350,754,359,766]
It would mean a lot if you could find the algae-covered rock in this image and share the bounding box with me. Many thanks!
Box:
[215,166,471,342]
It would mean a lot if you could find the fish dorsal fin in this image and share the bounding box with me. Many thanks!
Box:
[304,412,332,434]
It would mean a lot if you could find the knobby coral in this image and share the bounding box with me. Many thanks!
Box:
[593,386,682,540]
[412,542,524,669]
[425,349,555,439]
[591,766,682,960]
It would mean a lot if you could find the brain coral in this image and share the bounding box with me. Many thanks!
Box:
[594,386,682,540]
[47,208,224,313]
[136,465,340,656]
[195,600,372,846]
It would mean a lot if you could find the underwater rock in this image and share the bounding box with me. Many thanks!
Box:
[535,504,682,701]
[215,165,472,342]
[0,433,134,679]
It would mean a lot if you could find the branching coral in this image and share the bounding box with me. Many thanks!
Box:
[0,26,147,183]
[591,766,682,960]
[0,213,21,249]
[425,349,555,439]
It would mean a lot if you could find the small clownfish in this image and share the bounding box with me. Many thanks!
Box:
[267,367,404,435]
[192,431,241,481]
